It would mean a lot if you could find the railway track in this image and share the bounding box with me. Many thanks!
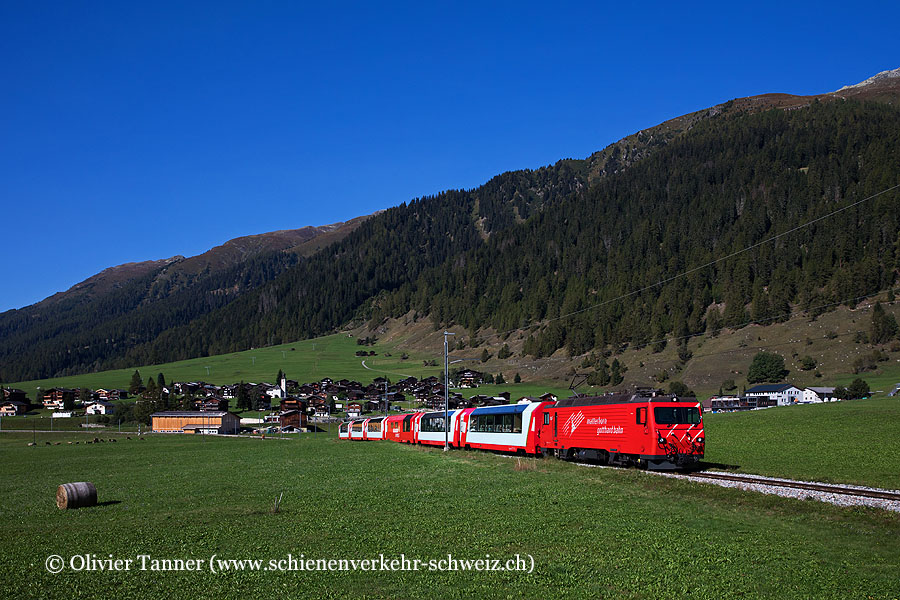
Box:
[687,471,900,502]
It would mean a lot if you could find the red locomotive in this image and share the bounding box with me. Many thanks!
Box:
[538,393,704,470]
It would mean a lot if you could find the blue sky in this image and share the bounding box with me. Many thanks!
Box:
[1,1,897,312]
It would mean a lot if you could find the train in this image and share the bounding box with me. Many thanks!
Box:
[338,390,705,470]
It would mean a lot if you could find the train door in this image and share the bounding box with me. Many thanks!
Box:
[552,410,558,444]
[636,404,649,454]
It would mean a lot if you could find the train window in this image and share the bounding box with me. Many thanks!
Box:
[421,416,444,432]
[654,407,701,425]
[636,407,647,425]
[470,413,523,434]
[543,413,549,426]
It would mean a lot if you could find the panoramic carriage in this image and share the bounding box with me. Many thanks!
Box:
[338,421,350,440]
[349,418,367,441]
[415,409,472,447]
[460,401,554,455]
[363,416,385,440]
[539,392,704,470]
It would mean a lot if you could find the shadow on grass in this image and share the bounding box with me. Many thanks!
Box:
[697,461,741,471]
[96,500,122,507]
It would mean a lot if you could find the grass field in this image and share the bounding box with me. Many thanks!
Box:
[1,430,899,599]
[702,396,900,489]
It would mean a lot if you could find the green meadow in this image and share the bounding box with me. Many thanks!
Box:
[702,396,900,489]
[8,334,426,398]
[1,430,898,600]
[8,333,570,403]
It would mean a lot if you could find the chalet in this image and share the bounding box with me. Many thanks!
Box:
[346,389,366,401]
[281,397,308,413]
[745,384,804,406]
[0,400,28,416]
[2,388,28,404]
[395,377,418,392]
[364,399,387,413]
[279,409,306,430]
[42,388,75,410]
[85,401,115,415]
[346,402,362,418]
[457,369,483,388]
[94,389,126,402]
[296,384,317,397]
[151,411,241,435]
[198,397,230,412]
[421,393,465,411]
[254,394,272,411]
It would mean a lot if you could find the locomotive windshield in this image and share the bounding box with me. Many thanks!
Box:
[654,406,701,425]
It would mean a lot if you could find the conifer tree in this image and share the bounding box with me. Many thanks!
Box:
[129,370,143,395]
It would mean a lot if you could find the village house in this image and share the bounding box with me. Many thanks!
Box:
[197,397,230,412]
[456,369,483,388]
[95,389,127,402]
[85,401,115,415]
[2,388,29,404]
[42,388,75,410]
[745,384,804,406]
[279,409,306,430]
[0,400,28,416]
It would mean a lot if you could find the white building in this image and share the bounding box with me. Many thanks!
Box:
[803,387,837,403]
[745,384,804,406]
[85,401,116,415]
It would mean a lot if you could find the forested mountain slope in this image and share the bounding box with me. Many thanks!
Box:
[2,73,898,382]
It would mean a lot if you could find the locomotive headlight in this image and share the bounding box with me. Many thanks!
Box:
[696,437,704,444]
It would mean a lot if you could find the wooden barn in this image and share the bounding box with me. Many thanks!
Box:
[151,411,240,435]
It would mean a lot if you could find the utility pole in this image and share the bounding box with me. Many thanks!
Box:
[443,331,455,452]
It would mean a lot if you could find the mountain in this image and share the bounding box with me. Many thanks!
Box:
[36,218,369,309]
[0,218,369,381]
[2,69,899,383]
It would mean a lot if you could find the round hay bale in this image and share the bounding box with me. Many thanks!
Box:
[56,482,97,510]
